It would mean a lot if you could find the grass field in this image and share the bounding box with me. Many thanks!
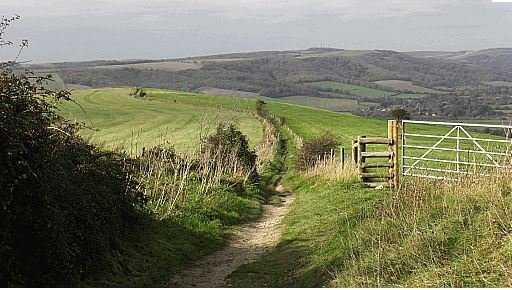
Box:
[198,88,379,112]
[374,80,442,94]
[144,89,389,148]
[306,81,395,97]
[92,88,505,163]
[59,88,263,153]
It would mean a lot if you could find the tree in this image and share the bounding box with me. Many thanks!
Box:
[391,108,411,121]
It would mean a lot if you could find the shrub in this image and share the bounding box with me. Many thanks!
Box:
[255,100,268,118]
[202,123,258,182]
[296,135,339,171]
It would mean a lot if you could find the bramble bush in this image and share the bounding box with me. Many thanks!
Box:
[296,134,339,171]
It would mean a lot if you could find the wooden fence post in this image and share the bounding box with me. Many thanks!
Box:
[340,147,345,166]
[352,139,358,165]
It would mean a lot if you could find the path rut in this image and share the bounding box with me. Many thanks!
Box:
[167,187,293,288]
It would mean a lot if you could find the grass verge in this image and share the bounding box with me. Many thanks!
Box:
[84,183,264,287]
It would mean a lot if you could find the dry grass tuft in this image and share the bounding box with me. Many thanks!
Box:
[303,153,358,181]
[253,113,280,172]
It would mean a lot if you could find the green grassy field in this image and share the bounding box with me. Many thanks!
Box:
[59,88,263,153]
[392,93,426,99]
[65,88,505,174]
[144,88,390,148]
[56,87,512,287]
[306,81,395,97]
[198,88,380,112]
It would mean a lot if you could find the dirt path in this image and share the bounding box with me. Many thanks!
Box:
[167,187,293,288]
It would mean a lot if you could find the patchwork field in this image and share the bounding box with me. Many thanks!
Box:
[199,88,377,112]
[59,88,263,153]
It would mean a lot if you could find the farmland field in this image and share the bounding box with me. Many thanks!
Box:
[392,93,426,99]
[198,89,377,112]
[374,80,442,93]
[199,87,267,100]
[59,88,263,153]
[306,81,395,97]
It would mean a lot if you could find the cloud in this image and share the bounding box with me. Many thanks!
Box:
[2,0,512,63]
[0,0,466,21]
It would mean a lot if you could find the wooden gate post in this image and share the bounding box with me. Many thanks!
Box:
[393,121,399,189]
[351,139,358,165]
[388,120,399,189]
[358,136,366,182]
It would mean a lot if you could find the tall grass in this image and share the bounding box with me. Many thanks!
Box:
[332,169,512,287]
[135,147,193,218]
[282,123,303,149]
[107,118,272,220]
[253,113,280,171]
[303,153,358,182]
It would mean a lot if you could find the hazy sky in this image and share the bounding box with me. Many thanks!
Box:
[1,0,512,63]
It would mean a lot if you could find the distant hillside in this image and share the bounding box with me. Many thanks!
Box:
[26,48,512,120]
[406,48,512,75]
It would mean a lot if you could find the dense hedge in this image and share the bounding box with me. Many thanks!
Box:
[0,66,145,286]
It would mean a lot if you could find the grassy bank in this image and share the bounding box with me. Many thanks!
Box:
[85,179,264,287]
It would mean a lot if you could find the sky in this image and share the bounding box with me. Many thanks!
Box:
[1,0,512,63]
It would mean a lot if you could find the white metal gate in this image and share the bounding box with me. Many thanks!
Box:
[401,120,512,180]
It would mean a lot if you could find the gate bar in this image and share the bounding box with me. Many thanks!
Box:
[403,145,510,156]
[404,133,512,144]
[403,120,512,129]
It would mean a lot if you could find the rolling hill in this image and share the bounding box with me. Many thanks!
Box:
[24,48,512,121]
